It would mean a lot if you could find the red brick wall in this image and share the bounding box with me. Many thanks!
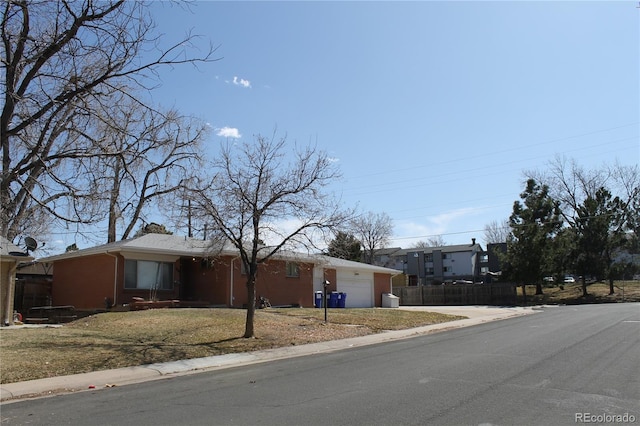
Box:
[231,258,247,308]
[180,257,318,308]
[263,260,314,307]
[52,254,117,310]
[53,254,184,310]
[230,259,315,308]
[211,258,230,305]
[52,252,355,310]
[180,257,228,305]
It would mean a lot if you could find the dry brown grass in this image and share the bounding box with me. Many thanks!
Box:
[0,308,462,384]
[517,280,640,305]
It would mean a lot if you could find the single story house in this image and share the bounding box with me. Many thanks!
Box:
[1,236,34,325]
[37,234,400,311]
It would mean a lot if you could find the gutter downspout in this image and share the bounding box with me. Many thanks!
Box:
[4,263,18,326]
[230,256,240,307]
[384,271,403,308]
[105,252,119,307]
[390,272,402,295]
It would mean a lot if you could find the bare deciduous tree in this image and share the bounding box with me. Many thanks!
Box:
[483,219,510,244]
[427,235,446,247]
[190,133,351,338]
[411,235,447,249]
[350,211,393,264]
[411,241,430,249]
[92,96,208,242]
[1,0,217,241]
[538,157,609,226]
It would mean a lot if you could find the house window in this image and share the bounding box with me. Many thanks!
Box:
[442,253,449,260]
[425,253,433,262]
[286,262,300,277]
[124,260,174,290]
[425,267,434,275]
[443,266,452,273]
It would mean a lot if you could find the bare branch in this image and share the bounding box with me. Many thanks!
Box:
[189,133,352,338]
[349,211,393,264]
[1,0,218,241]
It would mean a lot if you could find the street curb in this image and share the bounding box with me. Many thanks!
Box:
[0,307,538,403]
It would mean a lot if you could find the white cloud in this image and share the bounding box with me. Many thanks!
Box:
[428,207,478,228]
[391,221,442,248]
[232,76,251,88]
[256,218,331,252]
[216,127,242,139]
[390,207,487,247]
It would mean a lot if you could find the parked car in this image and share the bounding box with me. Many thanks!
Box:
[563,276,576,283]
[543,276,555,283]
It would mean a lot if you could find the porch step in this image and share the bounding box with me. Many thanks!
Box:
[24,318,49,324]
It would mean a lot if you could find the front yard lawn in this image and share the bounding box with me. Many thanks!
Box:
[0,308,463,384]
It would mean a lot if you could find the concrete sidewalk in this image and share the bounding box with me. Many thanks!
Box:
[0,306,539,403]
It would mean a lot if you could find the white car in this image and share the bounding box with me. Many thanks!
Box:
[563,276,576,283]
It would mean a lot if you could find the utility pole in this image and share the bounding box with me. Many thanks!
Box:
[187,200,193,238]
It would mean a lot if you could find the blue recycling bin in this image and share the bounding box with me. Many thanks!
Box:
[337,292,347,308]
[328,291,339,308]
[314,291,323,308]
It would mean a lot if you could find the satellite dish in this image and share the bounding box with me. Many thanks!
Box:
[25,237,38,252]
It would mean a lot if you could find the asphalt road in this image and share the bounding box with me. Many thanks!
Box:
[2,304,638,426]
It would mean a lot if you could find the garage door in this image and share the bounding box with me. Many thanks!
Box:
[338,279,373,308]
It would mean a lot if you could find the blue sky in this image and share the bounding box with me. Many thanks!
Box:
[51,1,640,252]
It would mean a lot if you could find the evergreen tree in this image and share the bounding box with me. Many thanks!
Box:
[504,179,562,297]
[327,232,362,262]
[133,223,173,238]
[572,188,626,296]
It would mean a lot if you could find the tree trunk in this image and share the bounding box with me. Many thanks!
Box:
[521,284,527,304]
[107,162,121,243]
[581,278,588,297]
[535,283,543,295]
[608,278,614,295]
[244,277,257,338]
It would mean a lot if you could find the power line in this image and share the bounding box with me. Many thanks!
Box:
[343,122,639,182]
[340,136,638,197]
[391,228,486,242]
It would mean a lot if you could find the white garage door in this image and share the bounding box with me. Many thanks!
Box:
[338,279,373,308]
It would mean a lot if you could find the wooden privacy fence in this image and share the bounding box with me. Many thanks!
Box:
[392,283,517,306]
